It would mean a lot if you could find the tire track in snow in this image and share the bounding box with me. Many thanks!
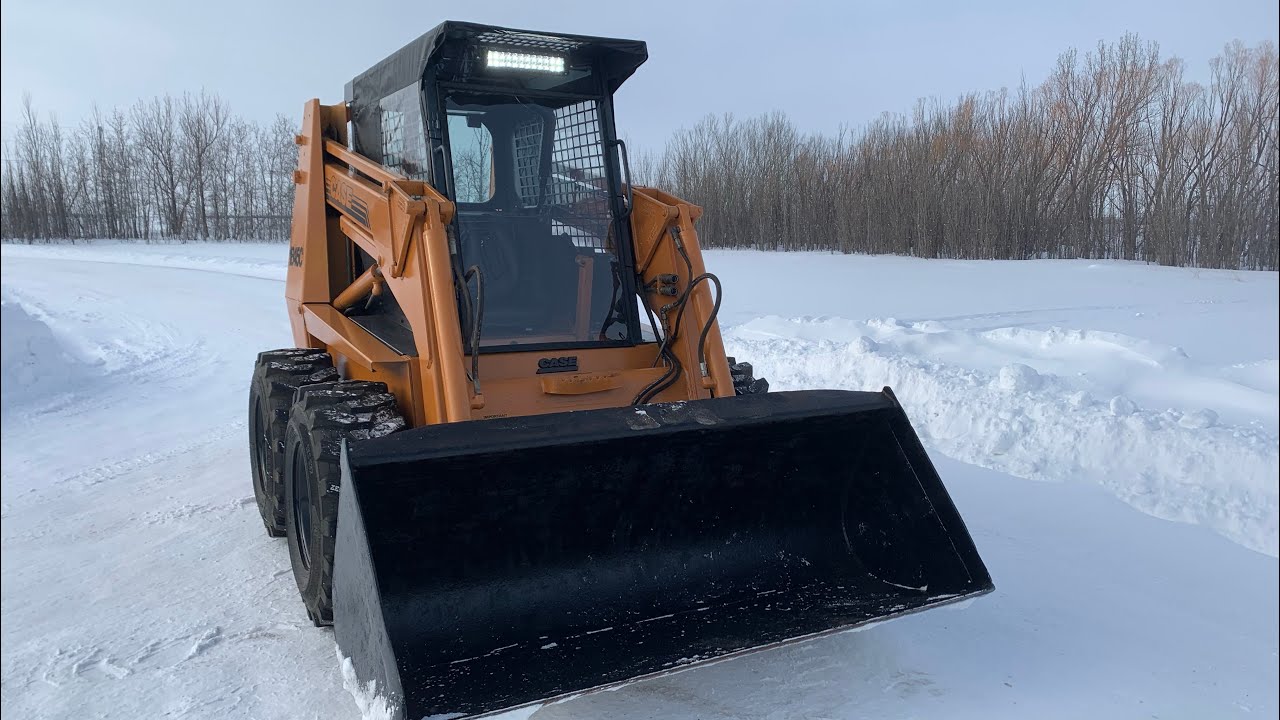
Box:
[2,246,349,720]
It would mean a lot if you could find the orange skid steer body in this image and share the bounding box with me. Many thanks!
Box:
[247,20,992,719]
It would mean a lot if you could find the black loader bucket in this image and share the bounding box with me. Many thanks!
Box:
[333,389,993,719]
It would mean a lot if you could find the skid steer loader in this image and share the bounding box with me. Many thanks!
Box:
[248,20,992,719]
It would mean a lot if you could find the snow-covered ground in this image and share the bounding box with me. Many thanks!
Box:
[2,242,1276,719]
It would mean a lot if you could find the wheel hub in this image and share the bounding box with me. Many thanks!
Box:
[291,445,313,569]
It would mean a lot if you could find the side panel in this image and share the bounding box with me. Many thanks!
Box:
[286,100,349,333]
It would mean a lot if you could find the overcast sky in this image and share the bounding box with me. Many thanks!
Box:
[2,0,1277,151]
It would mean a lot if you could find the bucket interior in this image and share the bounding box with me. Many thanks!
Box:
[334,390,993,718]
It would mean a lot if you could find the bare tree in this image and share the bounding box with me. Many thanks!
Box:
[1,37,1275,270]
[178,91,230,240]
[131,95,189,237]
[649,38,1277,270]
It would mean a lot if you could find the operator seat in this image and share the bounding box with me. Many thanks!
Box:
[470,219,580,341]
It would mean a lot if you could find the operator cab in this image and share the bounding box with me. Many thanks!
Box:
[346,22,648,353]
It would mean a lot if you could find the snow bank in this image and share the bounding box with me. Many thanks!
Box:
[725,315,1279,556]
[0,241,286,282]
[0,293,90,408]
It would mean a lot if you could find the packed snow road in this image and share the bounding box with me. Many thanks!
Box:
[2,242,1276,719]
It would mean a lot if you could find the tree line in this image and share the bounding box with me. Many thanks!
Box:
[3,36,1277,270]
[1,92,296,242]
[635,36,1278,270]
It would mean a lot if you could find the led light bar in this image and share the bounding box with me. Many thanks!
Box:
[486,49,565,73]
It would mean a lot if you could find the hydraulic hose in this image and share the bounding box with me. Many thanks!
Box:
[634,227,727,405]
[463,265,484,397]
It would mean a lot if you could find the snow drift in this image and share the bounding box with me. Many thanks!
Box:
[0,293,90,408]
[724,315,1279,556]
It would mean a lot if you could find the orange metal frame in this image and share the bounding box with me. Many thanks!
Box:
[284,99,733,427]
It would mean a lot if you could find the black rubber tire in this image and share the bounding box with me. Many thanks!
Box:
[727,356,770,396]
[249,349,339,537]
[283,380,405,626]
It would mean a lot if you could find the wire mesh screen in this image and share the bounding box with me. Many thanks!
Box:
[546,101,612,250]
[514,117,545,208]
[379,84,428,180]
[382,111,404,166]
